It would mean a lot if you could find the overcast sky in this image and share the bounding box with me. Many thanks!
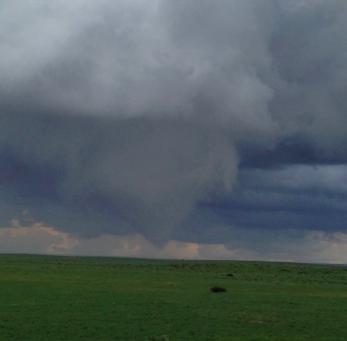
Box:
[1,0,347,263]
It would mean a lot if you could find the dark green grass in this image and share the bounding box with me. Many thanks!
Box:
[1,255,347,340]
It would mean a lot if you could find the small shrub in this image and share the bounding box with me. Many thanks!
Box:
[210,286,227,292]
[226,273,234,277]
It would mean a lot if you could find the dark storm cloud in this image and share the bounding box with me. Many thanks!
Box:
[1,0,347,246]
[196,165,347,245]
[0,109,237,243]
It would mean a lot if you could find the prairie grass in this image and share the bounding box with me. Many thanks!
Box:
[0,254,347,340]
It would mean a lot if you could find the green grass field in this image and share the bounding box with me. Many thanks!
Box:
[1,254,347,340]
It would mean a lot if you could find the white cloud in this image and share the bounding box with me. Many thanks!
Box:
[1,219,347,264]
[0,218,78,254]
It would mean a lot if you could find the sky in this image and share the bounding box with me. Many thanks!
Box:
[1,0,347,263]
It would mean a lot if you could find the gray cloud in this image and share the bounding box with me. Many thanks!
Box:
[1,0,347,252]
[0,109,237,243]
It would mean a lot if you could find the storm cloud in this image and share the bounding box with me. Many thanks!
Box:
[1,0,347,260]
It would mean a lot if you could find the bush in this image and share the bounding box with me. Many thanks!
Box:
[210,286,227,292]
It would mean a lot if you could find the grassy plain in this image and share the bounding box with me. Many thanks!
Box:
[0,254,347,340]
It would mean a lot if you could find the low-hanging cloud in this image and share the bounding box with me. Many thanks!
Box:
[0,111,237,244]
[1,0,347,249]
